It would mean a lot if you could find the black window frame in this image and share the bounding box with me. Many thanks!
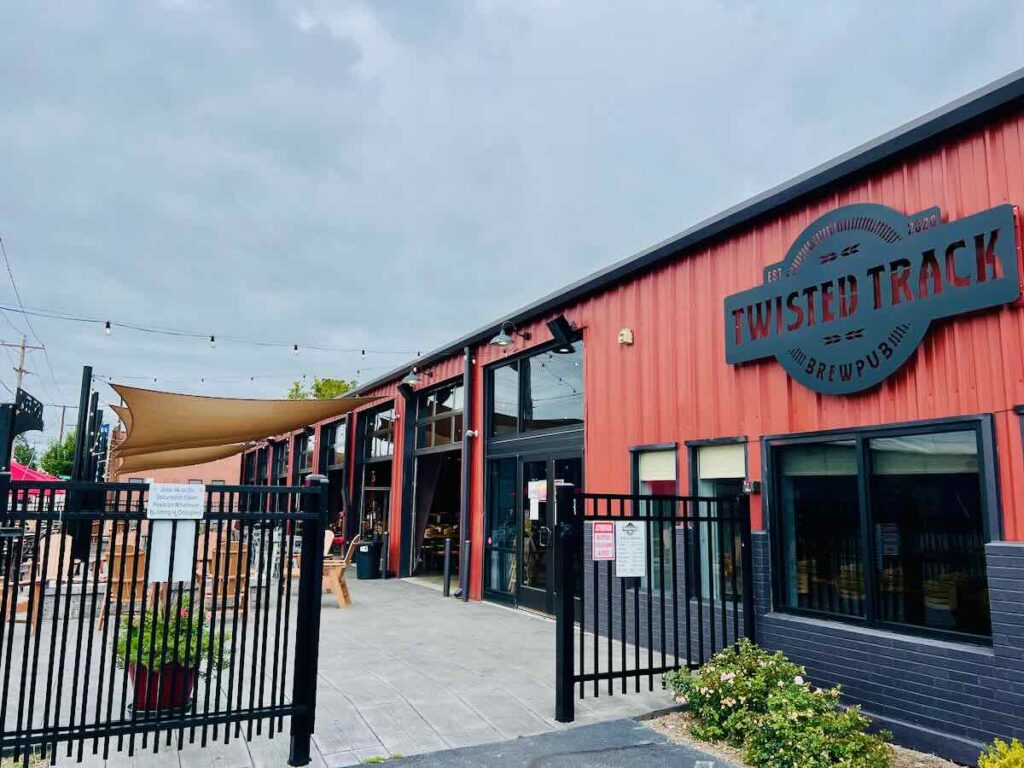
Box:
[293,428,315,481]
[415,377,465,454]
[271,441,288,482]
[764,414,1000,645]
[629,443,680,596]
[320,419,348,470]
[484,338,585,442]
[363,404,396,460]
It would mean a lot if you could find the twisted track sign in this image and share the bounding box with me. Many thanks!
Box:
[724,203,1020,394]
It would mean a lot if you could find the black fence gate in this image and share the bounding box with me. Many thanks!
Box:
[555,489,755,722]
[0,474,327,766]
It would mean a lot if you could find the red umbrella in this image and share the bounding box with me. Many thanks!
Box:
[10,461,61,494]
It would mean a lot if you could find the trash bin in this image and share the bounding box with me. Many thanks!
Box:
[356,539,383,580]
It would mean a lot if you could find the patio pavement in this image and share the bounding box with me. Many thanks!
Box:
[66,576,673,766]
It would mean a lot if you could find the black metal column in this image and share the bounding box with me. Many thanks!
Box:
[739,494,756,645]
[554,485,577,723]
[289,476,328,766]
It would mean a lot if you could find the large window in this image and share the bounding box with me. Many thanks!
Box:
[293,429,314,479]
[271,441,288,482]
[693,443,746,600]
[360,404,396,539]
[634,448,677,595]
[417,382,464,449]
[488,341,584,437]
[321,420,347,469]
[364,406,396,459]
[771,423,992,639]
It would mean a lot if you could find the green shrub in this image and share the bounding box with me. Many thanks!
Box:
[743,685,891,768]
[664,639,892,768]
[664,639,805,745]
[980,738,1024,768]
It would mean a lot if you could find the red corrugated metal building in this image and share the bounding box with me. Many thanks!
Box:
[243,71,1024,760]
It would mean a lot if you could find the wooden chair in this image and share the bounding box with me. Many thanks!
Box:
[100,545,147,630]
[209,541,249,609]
[323,535,360,608]
[6,532,74,633]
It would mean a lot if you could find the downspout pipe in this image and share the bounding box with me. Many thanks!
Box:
[459,346,472,601]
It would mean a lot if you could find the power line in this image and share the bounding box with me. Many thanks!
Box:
[0,302,420,356]
[0,236,65,404]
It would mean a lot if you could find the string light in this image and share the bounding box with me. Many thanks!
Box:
[209,335,216,348]
[0,302,418,356]
[293,344,299,356]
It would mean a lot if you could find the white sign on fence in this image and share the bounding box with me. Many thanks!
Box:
[147,521,198,584]
[592,521,615,561]
[146,482,206,520]
[615,520,646,578]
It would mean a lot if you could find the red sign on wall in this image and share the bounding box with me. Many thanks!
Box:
[592,521,615,561]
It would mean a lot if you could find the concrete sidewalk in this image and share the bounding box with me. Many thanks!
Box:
[305,577,674,765]
[28,575,674,766]
[387,718,740,767]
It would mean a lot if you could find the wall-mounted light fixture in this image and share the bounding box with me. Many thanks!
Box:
[547,314,579,354]
[401,367,433,386]
[489,321,531,347]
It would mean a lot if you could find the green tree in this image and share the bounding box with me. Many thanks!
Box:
[13,435,36,468]
[286,377,355,400]
[39,431,76,478]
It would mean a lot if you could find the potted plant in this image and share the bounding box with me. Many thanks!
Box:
[115,594,230,712]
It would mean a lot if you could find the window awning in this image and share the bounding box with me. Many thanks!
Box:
[109,384,380,474]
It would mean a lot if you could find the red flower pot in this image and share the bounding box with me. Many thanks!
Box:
[127,662,196,712]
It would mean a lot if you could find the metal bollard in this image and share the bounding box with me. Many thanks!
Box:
[443,538,452,597]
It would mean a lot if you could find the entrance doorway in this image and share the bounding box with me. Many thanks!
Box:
[411,451,462,583]
[485,452,582,614]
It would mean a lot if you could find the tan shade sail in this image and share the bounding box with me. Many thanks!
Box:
[110,383,380,456]
[115,443,251,474]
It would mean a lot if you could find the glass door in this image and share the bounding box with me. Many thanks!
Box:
[518,454,583,614]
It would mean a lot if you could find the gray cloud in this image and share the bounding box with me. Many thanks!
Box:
[2,0,1023,451]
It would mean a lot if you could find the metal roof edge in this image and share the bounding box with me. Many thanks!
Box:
[351,67,1024,396]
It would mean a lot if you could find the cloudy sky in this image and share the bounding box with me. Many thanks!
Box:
[2,1,1023,453]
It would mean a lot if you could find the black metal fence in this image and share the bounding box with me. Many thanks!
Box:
[555,489,754,722]
[0,474,327,766]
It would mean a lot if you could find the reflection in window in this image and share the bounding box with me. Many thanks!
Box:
[523,344,584,432]
[636,449,676,595]
[490,363,518,436]
[778,441,863,617]
[486,458,517,594]
[869,431,987,635]
[365,406,396,458]
[694,444,745,600]
[416,382,464,449]
[774,429,991,637]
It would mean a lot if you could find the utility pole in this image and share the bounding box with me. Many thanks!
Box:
[58,404,66,442]
[0,337,43,391]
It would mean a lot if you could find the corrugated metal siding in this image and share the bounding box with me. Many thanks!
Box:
[571,108,1024,540]
[355,105,1024,597]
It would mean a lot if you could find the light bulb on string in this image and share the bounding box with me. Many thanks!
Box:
[104,321,111,337]
[293,344,299,356]
[209,335,216,349]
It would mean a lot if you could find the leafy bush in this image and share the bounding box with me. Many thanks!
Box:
[744,685,891,768]
[665,638,802,745]
[116,594,229,676]
[980,738,1024,768]
[664,639,891,768]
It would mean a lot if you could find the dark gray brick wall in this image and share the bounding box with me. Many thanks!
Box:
[578,526,1024,765]
[752,534,1023,764]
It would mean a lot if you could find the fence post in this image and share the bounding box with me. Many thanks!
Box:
[289,475,328,767]
[738,495,756,645]
[554,485,576,723]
